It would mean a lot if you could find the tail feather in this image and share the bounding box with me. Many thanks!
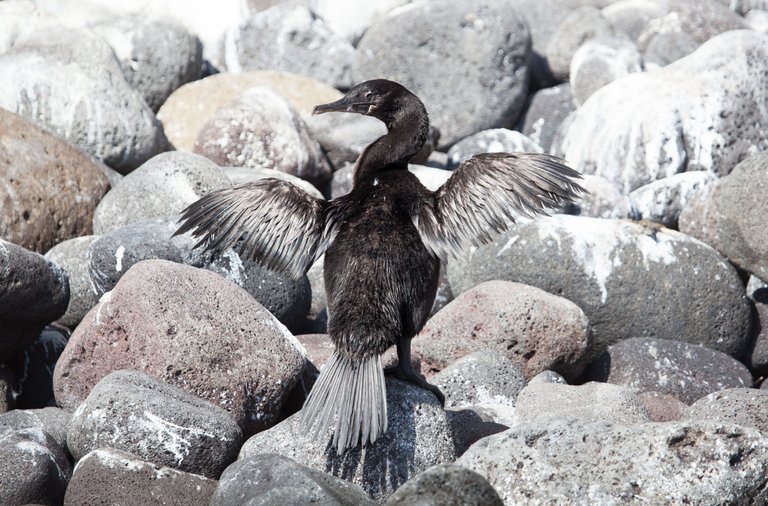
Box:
[299,352,387,453]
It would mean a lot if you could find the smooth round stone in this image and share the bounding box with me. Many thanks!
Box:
[563,174,634,219]
[193,87,330,186]
[545,6,617,81]
[386,464,503,506]
[45,236,101,328]
[585,337,753,404]
[0,109,110,253]
[601,0,665,42]
[223,3,356,89]
[64,448,217,506]
[637,391,689,422]
[449,216,752,360]
[92,151,228,235]
[446,129,543,170]
[67,370,243,478]
[569,36,642,105]
[687,388,768,434]
[678,179,725,252]
[518,83,576,153]
[354,0,531,148]
[53,260,306,436]
[628,171,717,229]
[158,71,342,152]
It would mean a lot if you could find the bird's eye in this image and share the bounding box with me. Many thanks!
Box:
[365,91,373,100]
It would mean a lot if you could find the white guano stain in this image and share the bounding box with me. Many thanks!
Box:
[115,245,125,273]
[140,411,217,466]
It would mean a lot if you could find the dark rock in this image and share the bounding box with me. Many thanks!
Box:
[354,0,531,147]
[457,419,768,504]
[569,36,642,105]
[386,464,503,506]
[223,4,356,89]
[545,6,617,81]
[637,391,689,422]
[9,325,68,408]
[0,109,110,253]
[0,364,14,413]
[0,240,69,360]
[67,370,242,478]
[746,275,768,374]
[0,25,168,173]
[91,17,203,111]
[157,70,342,152]
[53,260,306,436]
[64,447,217,506]
[446,129,542,170]
[193,87,331,187]
[415,280,590,381]
[448,216,752,360]
[515,382,650,425]
[213,453,374,506]
[586,337,753,404]
[518,83,576,153]
[558,30,768,192]
[92,151,228,235]
[445,408,508,457]
[0,427,71,506]
[629,171,716,229]
[431,351,526,411]
[0,407,71,450]
[239,378,456,501]
[678,179,725,251]
[687,388,768,434]
[45,236,101,329]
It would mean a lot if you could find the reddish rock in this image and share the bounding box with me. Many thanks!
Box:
[637,391,689,422]
[0,109,110,253]
[414,281,590,381]
[53,259,305,435]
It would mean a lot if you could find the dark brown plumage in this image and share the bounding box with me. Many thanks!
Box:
[175,79,586,453]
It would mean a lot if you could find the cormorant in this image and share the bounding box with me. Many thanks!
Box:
[175,79,585,453]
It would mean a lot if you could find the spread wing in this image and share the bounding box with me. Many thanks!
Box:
[413,152,585,259]
[174,179,334,279]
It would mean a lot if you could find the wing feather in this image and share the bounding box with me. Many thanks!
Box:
[175,179,333,279]
[414,152,586,259]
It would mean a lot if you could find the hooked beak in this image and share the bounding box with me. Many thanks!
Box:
[312,96,372,115]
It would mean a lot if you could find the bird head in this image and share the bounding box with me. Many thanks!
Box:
[312,79,418,127]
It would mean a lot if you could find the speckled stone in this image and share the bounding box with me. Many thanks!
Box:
[687,388,768,433]
[386,464,503,506]
[586,337,753,404]
[45,236,101,329]
[0,407,71,450]
[446,129,542,170]
[629,171,717,229]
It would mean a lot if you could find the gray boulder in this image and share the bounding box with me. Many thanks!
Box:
[558,30,768,192]
[45,236,101,328]
[747,275,768,374]
[386,464,503,506]
[457,419,768,504]
[518,83,576,153]
[448,216,752,359]
[446,129,542,170]
[687,388,768,434]
[354,0,531,147]
[586,337,753,404]
[67,370,242,478]
[569,36,642,105]
[629,171,717,229]
[0,407,71,450]
[213,453,374,506]
[563,174,634,219]
[239,378,456,501]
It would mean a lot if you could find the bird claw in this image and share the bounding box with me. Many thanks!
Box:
[384,362,445,407]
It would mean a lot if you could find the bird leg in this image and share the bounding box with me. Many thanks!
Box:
[384,337,445,406]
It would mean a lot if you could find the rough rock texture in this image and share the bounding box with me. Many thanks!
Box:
[586,337,753,404]
[193,87,330,186]
[213,453,374,506]
[0,427,71,506]
[446,129,543,170]
[224,3,356,89]
[0,239,69,359]
[9,325,68,408]
[629,171,717,229]
[385,464,503,506]
[0,26,168,173]
[92,151,228,235]
[240,379,456,501]
[415,281,590,381]
[67,370,242,478]
[354,0,531,147]
[431,351,526,411]
[563,174,634,219]
[457,419,768,504]
[64,448,217,506]
[678,178,725,252]
[710,151,768,281]
[448,216,752,359]
[747,275,768,374]
[0,406,71,450]
[45,236,100,328]
[91,17,203,111]
[445,408,508,457]
[158,70,341,152]
[0,365,13,413]
[569,36,642,105]
[53,260,306,435]
[546,6,617,81]
[687,388,768,433]
[0,109,110,253]
[558,30,768,192]
[638,391,689,422]
[514,382,651,425]
[518,83,576,153]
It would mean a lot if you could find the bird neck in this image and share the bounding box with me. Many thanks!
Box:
[353,104,429,186]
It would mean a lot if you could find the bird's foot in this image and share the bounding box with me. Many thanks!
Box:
[384,363,445,407]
